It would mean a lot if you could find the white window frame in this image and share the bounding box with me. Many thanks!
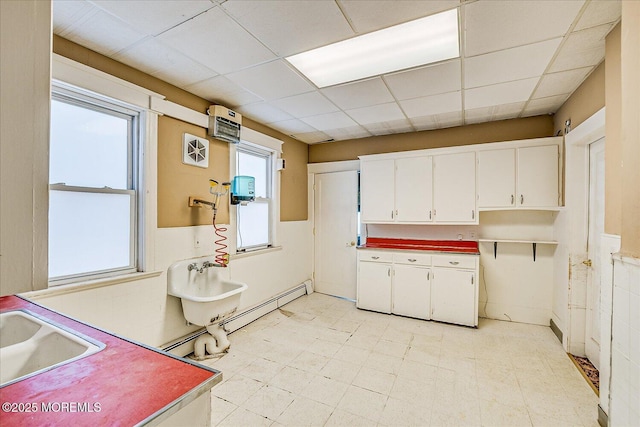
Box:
[234,142,274,252]
[48,85,145,285]
[229,128,282,256]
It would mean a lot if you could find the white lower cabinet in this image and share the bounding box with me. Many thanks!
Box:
[357,250,478,326]
[393,265,430,320]
[431,267,477,327]
[357,260,392,314]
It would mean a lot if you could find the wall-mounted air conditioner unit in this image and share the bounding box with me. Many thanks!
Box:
[207,105,241,144]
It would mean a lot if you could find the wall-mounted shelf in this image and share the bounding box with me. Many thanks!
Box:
[478,239,558,261]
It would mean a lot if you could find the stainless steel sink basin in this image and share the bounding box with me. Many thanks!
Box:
[0,310,104,386]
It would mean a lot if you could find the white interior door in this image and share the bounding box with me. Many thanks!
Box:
[586,138,605,369]
[314,170,358,300]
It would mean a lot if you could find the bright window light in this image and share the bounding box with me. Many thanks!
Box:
[286,9,459,88]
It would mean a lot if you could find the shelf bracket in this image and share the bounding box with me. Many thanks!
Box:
[532,242,537,262]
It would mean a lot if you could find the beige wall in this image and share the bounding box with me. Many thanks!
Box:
[605,24,623,238]
[53,36,309,224]
[0,0,51,296]
[309,115,554,163]
[553,62,605,134]
[620,3,640,257]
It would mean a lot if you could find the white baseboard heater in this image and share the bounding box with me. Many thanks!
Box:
[162,281,310,356]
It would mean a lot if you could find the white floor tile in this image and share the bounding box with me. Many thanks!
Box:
[275,396,333,427]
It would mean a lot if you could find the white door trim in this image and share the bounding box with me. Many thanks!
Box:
[562,107,605,356]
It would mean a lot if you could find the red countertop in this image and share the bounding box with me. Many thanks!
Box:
[0,295,221,426]
[359,237,479,254]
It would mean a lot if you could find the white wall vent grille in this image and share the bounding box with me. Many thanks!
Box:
[182,133,209,168]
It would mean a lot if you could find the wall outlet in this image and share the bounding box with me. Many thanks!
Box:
[470,231,476,239]
[194,235,201,248]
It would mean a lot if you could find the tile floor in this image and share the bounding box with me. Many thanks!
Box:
[199,293,599,426]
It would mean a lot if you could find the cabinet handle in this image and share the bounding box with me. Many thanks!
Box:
[427,271,430,280]
[391,210,394,219]
[471,275,474,285]
[371,256,380,260]
[511,194,514,205]
[387,268,391,277]
[449,261,459,265]
[429,210,432,220]
[471,210,475,220]
[408,259,417,262]
[520,194,524,205]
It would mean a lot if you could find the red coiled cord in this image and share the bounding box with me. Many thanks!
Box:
[213,213,229,266]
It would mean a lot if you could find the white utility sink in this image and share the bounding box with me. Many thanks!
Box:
[0,310,104,386]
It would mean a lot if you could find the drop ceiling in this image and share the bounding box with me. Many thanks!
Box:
[53,0,620,144]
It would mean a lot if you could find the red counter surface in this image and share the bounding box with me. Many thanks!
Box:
[0,295,221,426]
[360,237,479,254]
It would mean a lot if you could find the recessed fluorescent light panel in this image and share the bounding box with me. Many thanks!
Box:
[286,9,459,88]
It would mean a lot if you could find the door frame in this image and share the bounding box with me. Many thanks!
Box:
[308,160,360,293]
[561,107,605,357]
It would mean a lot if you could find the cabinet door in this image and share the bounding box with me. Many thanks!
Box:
[395,156,433,222]
[392,265,430,320]
[357,262,392,313]
[431,268,476,327]
[477,149,516,208]
[433,152,477,222]
[517,145,559,207]
[360,159,395,222]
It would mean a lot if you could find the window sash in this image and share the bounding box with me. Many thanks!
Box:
[48,185,137,283]
[49,86,140,284]
[235,143,274,252]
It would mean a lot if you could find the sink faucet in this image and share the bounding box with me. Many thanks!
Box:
[187,263,198,272]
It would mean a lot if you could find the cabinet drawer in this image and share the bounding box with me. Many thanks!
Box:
[432,255,477,269]
[358,251,393,263]
[392,253,431,266]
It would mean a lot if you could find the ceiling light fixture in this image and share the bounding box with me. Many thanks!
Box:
[286,9,459,88]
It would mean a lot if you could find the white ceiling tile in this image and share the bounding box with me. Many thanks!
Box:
[547,24,610,73]
[226,60,315,101]
[272,92,339,118]
[574,0,621,31]
[384,59,461,100]
[346,102,407,125]
[292,131,332,144]
[533,67,592,99]
[409,115,438,131]
[400,92,462,117]
[91,0,214,36]
[222,1,353,56]
[158,7,275,74]
[364,119,414,136]
[236,102,294,124]
[340,0,459,34]
[56,9,146,56]
[465,38,562,88]
[324,125,372,141]
[435,111,463,129]
[523,94,569,116]
[321,78,394,110]
[269,119,317,135]
[53,1,97,34]
[465,102,525,124]
[465,78,539,110]
[301,111,358,131]
[113,38,218,88]
[464,0,585,56]
[185,75,261,107]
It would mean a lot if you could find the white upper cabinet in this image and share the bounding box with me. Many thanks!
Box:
[433,152,477,223]
[395,156,433,222]
[360,156,432,223]
[477,144,559,209]
[477,149,516,208]
[517,145,559,208]
[360,159,395,222]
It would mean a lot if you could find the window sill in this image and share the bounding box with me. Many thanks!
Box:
[231,245,282,260]
[23,271,163,300]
